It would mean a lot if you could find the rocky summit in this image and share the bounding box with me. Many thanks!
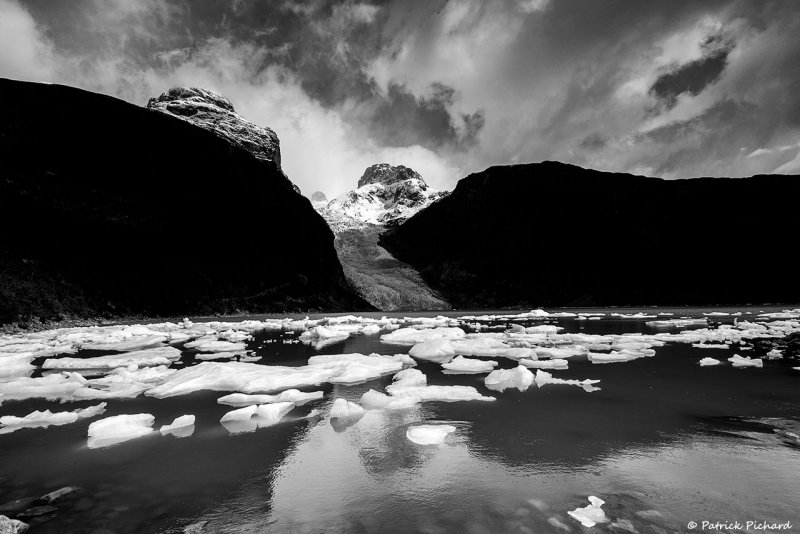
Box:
[321,163,448,231]
[314,164,451,311]
[147,87,281,167]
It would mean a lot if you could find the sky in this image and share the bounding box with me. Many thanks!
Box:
[1,0,799,197]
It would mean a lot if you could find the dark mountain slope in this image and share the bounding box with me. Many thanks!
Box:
[379,161,800,308]
[0,78,370,325]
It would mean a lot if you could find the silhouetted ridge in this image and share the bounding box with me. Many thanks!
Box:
[0,78,371,325]
[379,161,800,308]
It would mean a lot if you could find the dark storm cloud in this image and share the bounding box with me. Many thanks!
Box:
[3,0,800,188]
[650,35,733,110]
[368,82,483,149]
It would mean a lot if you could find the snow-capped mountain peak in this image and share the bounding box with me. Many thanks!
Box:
[317,164,448,230]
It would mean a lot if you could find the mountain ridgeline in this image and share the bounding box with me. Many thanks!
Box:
[0,78,369,326]
[379,162,800,308]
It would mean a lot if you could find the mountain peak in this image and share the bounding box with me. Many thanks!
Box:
[147,87,236,114]
[147,86,282,169]
[357,163,427,189]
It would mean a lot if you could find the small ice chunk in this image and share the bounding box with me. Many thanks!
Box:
[729,354,763,368]
[765,349,783,360]
[254,402,295,426]
[699,357,721,366]
[195,351,241,361]
[389,368,427,389]
[408,339,456,363]
[484,365,534,392]
[159,415,195,438]
[329,398,365,420]
[587,350,646,364]
[87,413,154,449]
[520,358,568,370]
[567,496,609,527]
[220,405,257,422]
[217,389,323,407]
[535,371,600,392]
[441,356,497,374]
[389,385,494,403]
[184,338,246,353]
[360,389,391,410]
[406,424,456,445]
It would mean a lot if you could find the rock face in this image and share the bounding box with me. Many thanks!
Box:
[147,87,302,194]
[0,78,370,325]
[357,163,420,188]
[379,161,800,308]
[315,164,451,311]
[147,87,281,167]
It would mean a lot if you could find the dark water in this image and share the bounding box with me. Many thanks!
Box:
[1,307,799,533]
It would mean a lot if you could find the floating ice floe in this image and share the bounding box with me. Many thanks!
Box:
[534,371,600,392]
[728,354,764,368]
[299,326,349,349]
[699,357,721,366]
[195,352,242,361]
[307,353,412,384]
[147,353,412,398]
[329,398,365,419]
[534,346,587,359]
[692,343,730,349]
[87,413,155,448]
[406,424,456,445]
[386,369,494,403]
[450,337,515,358]
[568,496,609,527]
[441,356,497,374]
[519,358,568,370]
[360,389,390,409]
[183,338,247,353]
[645,318,707,329]
[217,389,323,407]
[459,309,550,321]
[80,334,167,353]
[0,403,106,434]
[0,367,173,405]
[408,339,456,363]
[611,313,657,319]
[526,325,562,334]
[42,346,182,369]
[765,349,783,360]
[381,327,466,346]
[220,402,295,434]
[160,415,195,438]
[484,365,534,392]
[0,353,36,379]
[588,346,655,363]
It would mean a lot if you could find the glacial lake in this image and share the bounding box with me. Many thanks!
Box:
[1,306,799,533]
